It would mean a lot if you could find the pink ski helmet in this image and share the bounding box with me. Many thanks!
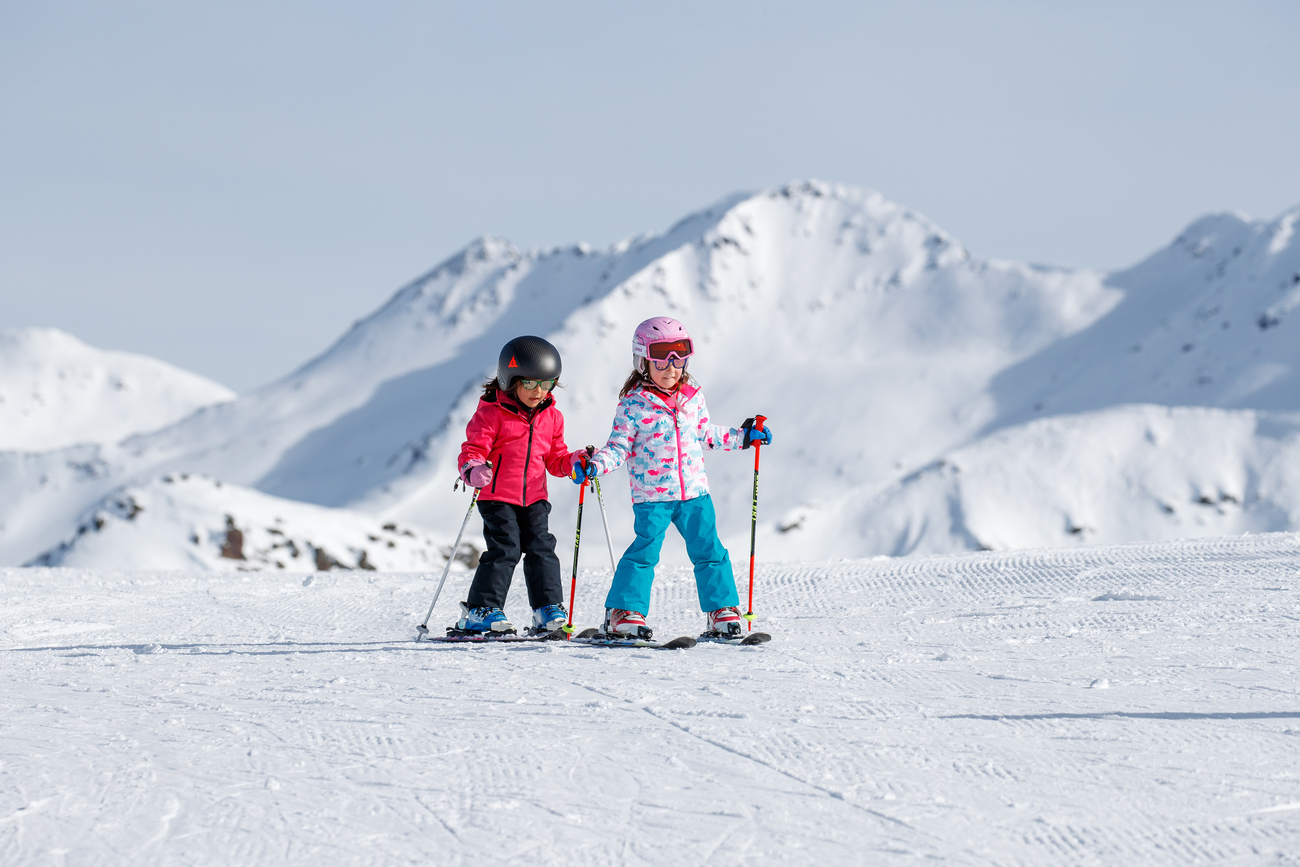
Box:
[632,317,694,367]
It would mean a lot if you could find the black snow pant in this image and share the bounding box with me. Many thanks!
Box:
[464,499,563,612]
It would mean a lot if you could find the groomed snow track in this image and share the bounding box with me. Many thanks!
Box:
[3,532,1300,864]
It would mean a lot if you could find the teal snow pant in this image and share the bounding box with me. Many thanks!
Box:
[604,494,740,616]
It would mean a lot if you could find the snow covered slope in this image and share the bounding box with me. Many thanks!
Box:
[761,404,1300,559]
[371,183,1119,555]
[27,474,461,573]
[989,205,1300,425]
[0,328,234,451]
[5,533,1300,863]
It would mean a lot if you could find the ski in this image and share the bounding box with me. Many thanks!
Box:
[697,631,772,646]
[416,627,566,644]
[569,627,696,650]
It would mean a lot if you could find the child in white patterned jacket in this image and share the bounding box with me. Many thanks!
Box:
[572,316,772,640]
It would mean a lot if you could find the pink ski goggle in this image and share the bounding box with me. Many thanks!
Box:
[647,339,692,361]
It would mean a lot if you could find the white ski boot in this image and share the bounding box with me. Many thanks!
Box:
[704,606,743,638]
[603,608,653,640]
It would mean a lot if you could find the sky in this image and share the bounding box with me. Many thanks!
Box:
[2,1,1298,393]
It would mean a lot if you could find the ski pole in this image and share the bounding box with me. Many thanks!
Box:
[564,474,588,637]
[745,415,767,631]
[416,473,484,640]
[594,475,618,575]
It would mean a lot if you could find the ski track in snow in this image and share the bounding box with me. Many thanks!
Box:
[3,534,1300,865]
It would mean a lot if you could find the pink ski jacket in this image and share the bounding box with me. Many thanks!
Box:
[458,388,573,506]
[589,383,743,504]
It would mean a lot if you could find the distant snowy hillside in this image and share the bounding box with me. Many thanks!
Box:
[3,182,1300,568]
[989,206,1300,426]
[758,405,1300,559]
[28,474,462,572]
[0,328,234,451]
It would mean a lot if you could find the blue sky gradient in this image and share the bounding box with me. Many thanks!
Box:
[2,1,1297,391]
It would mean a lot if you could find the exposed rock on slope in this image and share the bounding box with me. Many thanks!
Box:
[28,474,470,572]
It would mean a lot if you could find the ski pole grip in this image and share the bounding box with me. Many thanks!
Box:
[754,415,767,433]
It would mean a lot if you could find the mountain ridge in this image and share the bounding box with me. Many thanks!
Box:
[4,181,1299,569]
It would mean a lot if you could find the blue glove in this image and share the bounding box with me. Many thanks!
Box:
[741,417,772,449]
[569,448,595,484]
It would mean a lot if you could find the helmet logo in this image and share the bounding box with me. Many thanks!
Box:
[508,357,518,368]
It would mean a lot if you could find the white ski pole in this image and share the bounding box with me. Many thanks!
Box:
[416,483,481,640]
[593,477,618,575]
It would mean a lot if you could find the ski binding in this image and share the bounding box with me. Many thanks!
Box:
[697,630,772,646]
[416,625,565,644]
[571,626,696,650]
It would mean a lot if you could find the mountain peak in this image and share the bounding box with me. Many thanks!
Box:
[0,328,234,452]
[1,325,91,357]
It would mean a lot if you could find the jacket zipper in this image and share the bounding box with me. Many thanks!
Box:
[645,387,689,501]
[672,410,686,500]
[491,453,502,494]
[522,418,536,505]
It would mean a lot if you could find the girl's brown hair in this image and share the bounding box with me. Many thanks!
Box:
[618,363,692,398]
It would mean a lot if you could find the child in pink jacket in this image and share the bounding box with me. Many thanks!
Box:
[575,317,773,639]
[454,335,584,635]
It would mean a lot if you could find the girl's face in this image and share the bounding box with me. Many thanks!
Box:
[648,360,683,391]
[513,380,550,408]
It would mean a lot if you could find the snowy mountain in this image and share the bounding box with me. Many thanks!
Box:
[28,473,461,572]
[763,404,1300,559]
[988,205,1300,425]
[2,182,1299,568]
[0,327,234,451]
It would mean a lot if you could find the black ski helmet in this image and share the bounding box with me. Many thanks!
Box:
[496,335,562,391]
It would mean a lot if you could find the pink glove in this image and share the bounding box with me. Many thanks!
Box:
[461,460,493,489]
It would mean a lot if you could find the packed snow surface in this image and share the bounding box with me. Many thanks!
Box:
[4,533,1300,864]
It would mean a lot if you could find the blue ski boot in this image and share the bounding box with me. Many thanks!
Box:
[530,603,568,634]
[456,602,515,634]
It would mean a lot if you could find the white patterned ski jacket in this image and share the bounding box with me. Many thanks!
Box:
[589,383,743,503]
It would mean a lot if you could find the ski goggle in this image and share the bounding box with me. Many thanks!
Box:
[647,339,693,361]
[516,378,556,392]
[650,356,688,371]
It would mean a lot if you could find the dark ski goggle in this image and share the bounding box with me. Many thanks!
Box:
[647,339,693,360]
[650,356,688,371]
[517,378,556,391]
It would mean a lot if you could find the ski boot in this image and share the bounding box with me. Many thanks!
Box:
[452,602,516,635]
[703,606,743,639]
[603,608,653,641]
[528,603,568,635]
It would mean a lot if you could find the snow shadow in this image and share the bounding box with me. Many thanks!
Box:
[3,639,552,656]
[942,711,1300,722]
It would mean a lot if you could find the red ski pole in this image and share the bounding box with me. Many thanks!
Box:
[744,415,767,631]
[564,473,588,638]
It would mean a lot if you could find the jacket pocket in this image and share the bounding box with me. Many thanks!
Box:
[491,454,502,494]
